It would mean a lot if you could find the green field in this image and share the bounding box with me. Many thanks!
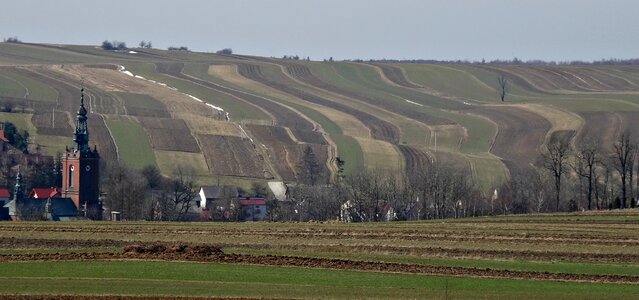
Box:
[105,118,156,168]
[1,261,637,299]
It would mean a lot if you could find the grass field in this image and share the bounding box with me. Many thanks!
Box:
[154,149,210,176]
[331,134,365,174]
[2,261,638,299]
[0,112,33,131]
[105,118,156,168]
[0,211,638,299]
[0,68,58,101]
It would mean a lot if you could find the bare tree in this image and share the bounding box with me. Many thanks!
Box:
[296,146,322,185]
[165,169,197,221]
[289,184,344,221]
[102,162,149,220]
[574,138,600,210]
[497,75,508,102]
[612,132,636,209]
[541,137,571,211]
[412,162,472,219]
[344,169,386,222]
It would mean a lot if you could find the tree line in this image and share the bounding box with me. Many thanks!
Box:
[281,133,639,222]
[2,132,638,222]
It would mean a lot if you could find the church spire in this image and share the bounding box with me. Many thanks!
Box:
[73,87,90,152]
[12,168,23,201]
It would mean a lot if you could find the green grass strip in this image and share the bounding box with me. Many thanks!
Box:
[0,261,638,299]
[105,118,156,169]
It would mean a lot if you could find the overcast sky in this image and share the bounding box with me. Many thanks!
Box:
[2,0,637,61]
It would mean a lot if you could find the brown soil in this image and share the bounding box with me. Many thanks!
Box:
[246,124,331,181]
[577,112,623,154]
[471,105,551,173]
[145,128,200,153]
[371,63,423,88]
[290,129,328,145]
[197,134,267,178]
[31,111,72,136]
[397,145,432,176]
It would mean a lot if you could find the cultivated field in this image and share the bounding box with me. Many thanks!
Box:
[0,211,637,299]
[2,43,639,190]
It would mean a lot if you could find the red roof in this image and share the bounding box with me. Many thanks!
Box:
[0,130,9,143]
[30,187,61,199]
[239,198,267,206]
[0,188,10,198]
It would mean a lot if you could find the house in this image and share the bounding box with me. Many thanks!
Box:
[2,171,82,221]
[29,187,61,199]
[197,185,239,221]
[0,188,9,202]
[239,197,267,221]
[198,185,239,209]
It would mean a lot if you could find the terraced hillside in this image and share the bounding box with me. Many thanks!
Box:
[2,43,639,191]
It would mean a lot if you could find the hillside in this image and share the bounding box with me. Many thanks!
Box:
[2,42,639,191]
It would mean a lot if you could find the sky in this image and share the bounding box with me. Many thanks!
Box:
[1,0,637,62]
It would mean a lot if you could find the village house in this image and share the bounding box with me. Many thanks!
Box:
[197,185,239,221]
[239,197,267,221]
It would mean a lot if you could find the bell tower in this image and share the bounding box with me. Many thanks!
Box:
[61,88,102,219]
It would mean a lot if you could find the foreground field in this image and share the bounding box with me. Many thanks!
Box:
[0,211,638,299]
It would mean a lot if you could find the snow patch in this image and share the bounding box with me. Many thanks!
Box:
[117,65,229,121]
[405,99,424,107]
[188,95,204,103]
[205,103,224,111]
[128,51,138,54]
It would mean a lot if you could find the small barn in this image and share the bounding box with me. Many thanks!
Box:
[239,197,267,221]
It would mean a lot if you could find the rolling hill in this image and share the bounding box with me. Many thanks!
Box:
[2,42,638,192]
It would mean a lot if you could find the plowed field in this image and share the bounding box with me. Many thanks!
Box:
[197,134,266,178]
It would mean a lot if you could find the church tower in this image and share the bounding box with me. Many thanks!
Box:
[61,88,102,219]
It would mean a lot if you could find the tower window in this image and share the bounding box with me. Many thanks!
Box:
[69,165,75,188]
